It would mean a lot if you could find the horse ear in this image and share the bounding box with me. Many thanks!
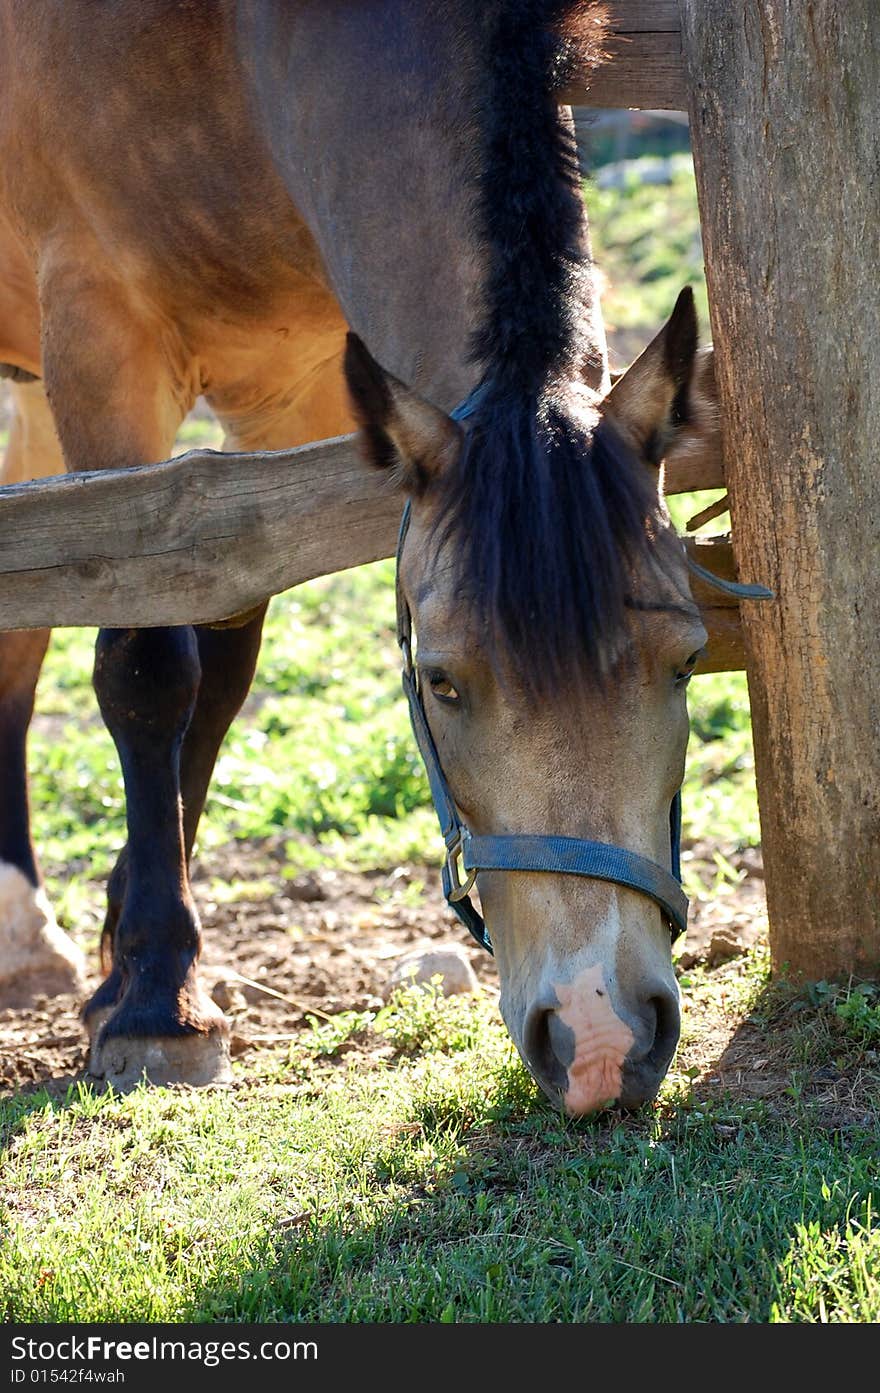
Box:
[602,287,711,470]
[343,333,463,495]
[659,342,720,481]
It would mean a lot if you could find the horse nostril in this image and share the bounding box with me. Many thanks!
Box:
[546,1010,575,1074]
[523,1007,567,1097]
[524,985,680,1113]
[640,990,681,1072]
[615,989,681,1111]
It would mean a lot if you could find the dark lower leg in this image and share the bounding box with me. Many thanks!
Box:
[101,605,268,967]
[86,625,220,1044]
[0,628,87,1002]
[183,605,269,857]
[0,630,50,884]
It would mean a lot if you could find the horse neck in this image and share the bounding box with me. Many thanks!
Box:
[234,0,608,405]
[233,0,488,407]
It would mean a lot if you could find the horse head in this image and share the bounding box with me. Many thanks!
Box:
[344,288,717,1115]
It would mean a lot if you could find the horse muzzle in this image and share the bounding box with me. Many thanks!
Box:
[522,967,681,1115]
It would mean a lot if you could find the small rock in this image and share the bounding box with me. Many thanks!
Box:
[384,946,480,1000]
[283,874,327,904]
[384,866,413,889]
[706,926,745,967]
[211,979,248,1014]
[811,1065,843,1083]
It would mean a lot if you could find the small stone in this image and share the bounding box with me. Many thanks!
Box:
[706,926,745,967]
[811,1065,843,1083]
[283,874,327,903]
[384,946,480,1000]
[211,979,248,1014]
[384,866,413,888]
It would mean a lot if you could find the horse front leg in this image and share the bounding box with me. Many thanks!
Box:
[84,625,231,1088]
[99,605,269,976]
[37,258,228,1085]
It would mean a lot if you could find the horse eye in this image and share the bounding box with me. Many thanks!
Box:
[675,649,704,685]
[425,670,460,705]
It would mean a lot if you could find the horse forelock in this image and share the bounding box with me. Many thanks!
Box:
[430,396,669,700]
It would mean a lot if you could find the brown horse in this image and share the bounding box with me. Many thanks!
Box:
[0,2,717,1112]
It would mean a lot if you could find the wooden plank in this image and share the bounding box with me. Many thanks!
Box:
[687,535,747,671]
[0,435,744,667]
[694,608,744,674]
[682,535,751,668]
[682,0,880,979]
[599,0,681,26]
[662,452,725,494]
[683,534,738,608]
[0,436,403,630]
[0,436,737,633]
[572,34,687,111]
[561,1,686,110]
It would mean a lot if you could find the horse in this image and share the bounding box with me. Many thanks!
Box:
[0,1,720,1113]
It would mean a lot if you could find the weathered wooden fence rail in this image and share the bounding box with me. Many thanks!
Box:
[0,437,740,670]
[563,1,685,110]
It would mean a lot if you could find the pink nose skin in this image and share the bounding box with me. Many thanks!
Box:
[523,964,680,1114]
[552,966,634,1114]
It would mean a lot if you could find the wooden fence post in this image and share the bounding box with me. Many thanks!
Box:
[680,1,880,979]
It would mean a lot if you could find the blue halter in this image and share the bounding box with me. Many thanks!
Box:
[395,385,771,956]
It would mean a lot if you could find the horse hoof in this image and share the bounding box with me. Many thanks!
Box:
[0,862,88,1007]
[87,1023,233,1090]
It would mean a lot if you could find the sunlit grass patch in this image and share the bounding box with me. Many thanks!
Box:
[772,1207,880,1323]
[586,155,709,362]
[3,956,879,1323]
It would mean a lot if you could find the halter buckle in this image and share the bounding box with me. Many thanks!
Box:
[444,829,478,902]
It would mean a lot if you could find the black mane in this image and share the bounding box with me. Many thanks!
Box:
[434,1,667,696]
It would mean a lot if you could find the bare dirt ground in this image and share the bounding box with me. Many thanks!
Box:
[0,837,768,1097]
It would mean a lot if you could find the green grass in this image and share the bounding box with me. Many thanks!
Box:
[586,154,710,364]
[2,966,879,1323]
